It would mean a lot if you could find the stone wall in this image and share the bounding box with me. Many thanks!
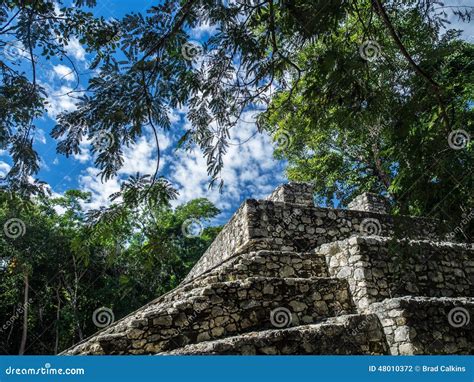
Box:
[347,193,390,214]
[165,314,389,355]
[368,297,474,355]
[184,199,446,282]
[65,277,354,355]
[266,182,315,206]
[62,182,472,356]
[317,236,474,311]
[183,202,251,283]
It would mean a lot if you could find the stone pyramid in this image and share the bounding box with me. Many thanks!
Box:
[63,183,473,355]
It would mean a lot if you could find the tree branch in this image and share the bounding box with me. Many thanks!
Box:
[371,0,451,130]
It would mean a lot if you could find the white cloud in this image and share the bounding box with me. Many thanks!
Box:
[34,128,47,144]
[52,64,76,83]
[190,21,217,39]
[79,167,121,210]
[40,159,50,172]
[168,111,286,215]
[119,138,157,175]
[73,142,91,163]
[65,37,86,62]
[0,161,11,177]
[43,84,78,118]
[77,131,172,209]
[119,132,171,176]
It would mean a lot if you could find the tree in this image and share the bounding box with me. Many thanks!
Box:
[3,0,472,219]
[0,190,221,354]
[46,1,472,233]
[261,8,473,234]
[0,0,117,194]
[0,191,66,354]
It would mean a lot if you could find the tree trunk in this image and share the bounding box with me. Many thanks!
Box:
[6,305,16,347]
[54,288,61,354]
[19,272,29,355]
[371,142,392,196]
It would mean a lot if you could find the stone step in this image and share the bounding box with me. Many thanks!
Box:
[61,250,326,355]
[198,250,329,281]
[368,296,474,355]
[184,197,448,283]
[63,277,354,355]
[118,250,328,317]
[316,236,474,311]
[137,251,328,310]
[160,314,389,355]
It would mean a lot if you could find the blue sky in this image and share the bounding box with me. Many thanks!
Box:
[0,0,472,224]
[0,0,287,224]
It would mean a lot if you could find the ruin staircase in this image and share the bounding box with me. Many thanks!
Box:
[62,183,474,355]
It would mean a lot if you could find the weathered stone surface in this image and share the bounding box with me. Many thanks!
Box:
[369,297,474,355]
[162,314,388,355]
[347,193,390,214]
[62,183,472,356]
[318,236,473,311]
[184,197,448,283]
[266,182,315,206]
[64,276,354,355]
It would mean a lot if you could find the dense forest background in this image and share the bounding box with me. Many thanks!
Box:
[0,189,221,354]
[1,0,473,354]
